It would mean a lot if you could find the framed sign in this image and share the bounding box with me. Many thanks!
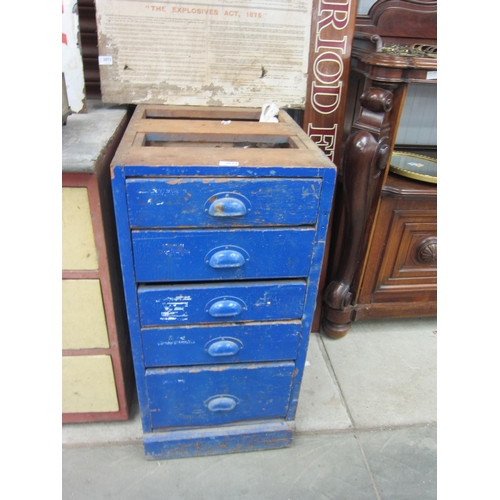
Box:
[96,0,314,108]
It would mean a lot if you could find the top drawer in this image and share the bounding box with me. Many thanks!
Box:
[125,177,322,228]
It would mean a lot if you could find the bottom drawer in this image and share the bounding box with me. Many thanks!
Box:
[146,362,295,429]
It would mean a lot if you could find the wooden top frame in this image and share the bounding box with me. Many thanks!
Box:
[111,105,334,171]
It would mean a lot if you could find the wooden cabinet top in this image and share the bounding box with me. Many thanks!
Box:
[111,105,334,170]
[62,101,129,174]
[351,0,437,82]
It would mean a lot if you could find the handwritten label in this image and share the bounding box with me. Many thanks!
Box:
[219,161,239,167]
[158,335,196,346]
[98,55,113,65]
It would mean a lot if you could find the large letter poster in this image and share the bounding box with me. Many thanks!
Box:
[303,0,358,165]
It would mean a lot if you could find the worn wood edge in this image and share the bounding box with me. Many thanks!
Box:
[353,300,437,321]
[63,409,130,424]
[110,105,335,171]
[321,299,437,338]
[136,105,297,123]
[118,147,333,169]
[143,420,295,460]
[352,48,438,70]
[137,104,263,120]
[133,120,297,135]
[381,174,437,197]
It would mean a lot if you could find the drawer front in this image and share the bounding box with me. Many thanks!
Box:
[126,177,322,228]
[138,280,307,327]
[145,362,295,428]
[132,228,315,282]
[142,321,301,367]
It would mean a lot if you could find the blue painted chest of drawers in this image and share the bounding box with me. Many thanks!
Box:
[110,105,336,459]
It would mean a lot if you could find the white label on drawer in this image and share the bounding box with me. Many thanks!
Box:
[219,161,239,167]
[426,71,437,80]
[158,337,196,346]
[98,55,113,65]
[160,295,192,322]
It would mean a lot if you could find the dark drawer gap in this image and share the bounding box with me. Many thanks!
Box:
[144,133,296,149]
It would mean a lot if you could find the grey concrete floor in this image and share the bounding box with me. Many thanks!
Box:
[62,317,437,499]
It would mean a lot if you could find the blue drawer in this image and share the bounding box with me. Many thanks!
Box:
[145,362,295,428]
[125,177,322,228]
[132,228,315,282]
[138,280,307,327]
[141,321,301,367]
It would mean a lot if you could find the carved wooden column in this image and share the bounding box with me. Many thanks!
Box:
[302,0,359,331]
[322,85,396,338]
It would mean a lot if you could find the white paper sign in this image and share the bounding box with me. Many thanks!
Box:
[95,0,312,107]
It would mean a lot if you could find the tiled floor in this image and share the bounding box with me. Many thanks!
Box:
[62,317,437,499]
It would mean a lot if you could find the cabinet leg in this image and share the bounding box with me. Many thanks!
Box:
[320,87,395,341]
[321,308,352,339]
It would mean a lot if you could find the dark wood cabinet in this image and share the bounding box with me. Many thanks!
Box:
[355,173,437,318]
[321,0,437,338]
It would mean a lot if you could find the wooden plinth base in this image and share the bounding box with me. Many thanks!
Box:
[143,420,296,460]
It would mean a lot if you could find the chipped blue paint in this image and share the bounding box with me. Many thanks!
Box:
[131,228,315,282]
[110,110,337,459]
[126,177,322,228]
